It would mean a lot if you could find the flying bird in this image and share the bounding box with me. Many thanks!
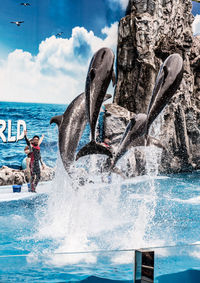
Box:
[56,32,64,38]
[20,3,31,6]
[10,21,24,26]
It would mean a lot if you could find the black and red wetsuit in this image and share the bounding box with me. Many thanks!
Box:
[25,135,42,192]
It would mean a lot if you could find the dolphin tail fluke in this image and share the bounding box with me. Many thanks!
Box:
[50,115,63,126]
[76,141,113,161]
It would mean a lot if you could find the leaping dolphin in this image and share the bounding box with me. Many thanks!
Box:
[50,93,112,173]
[145,53,184,135]
[110,53,184,169]
[76,47,116,161]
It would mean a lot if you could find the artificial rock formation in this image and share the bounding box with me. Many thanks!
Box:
[104,103,135,146]
[105,0,200,174]
[0,166,55,186]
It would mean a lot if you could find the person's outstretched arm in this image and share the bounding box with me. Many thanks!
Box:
[24,130,30,146]
[39,134,44,146]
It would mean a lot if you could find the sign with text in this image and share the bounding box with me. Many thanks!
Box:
[0,120,26,143]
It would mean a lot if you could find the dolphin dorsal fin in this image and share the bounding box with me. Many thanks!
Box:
[90,68,96,81]
[50,115,63,127]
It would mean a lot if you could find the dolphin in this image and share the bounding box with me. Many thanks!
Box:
[76,47,116,161]
[110,53,184,168]
[50,93,112,173]
[145,53,184,135]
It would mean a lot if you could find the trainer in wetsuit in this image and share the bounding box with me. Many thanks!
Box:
[24,134,44,183]
[24,130,44,192]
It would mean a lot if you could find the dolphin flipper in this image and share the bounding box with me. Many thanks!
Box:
[112,70,116,87]
[50,115,63,127]
[76,141,112,161]
[104,93,112,100]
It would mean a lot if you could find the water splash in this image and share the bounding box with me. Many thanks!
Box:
[35,120,164,265]
[141,114,164,247]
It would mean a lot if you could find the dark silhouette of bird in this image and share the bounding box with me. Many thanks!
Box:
[10,21,24,26]
[20,3,31,6]
[56,32,64,38]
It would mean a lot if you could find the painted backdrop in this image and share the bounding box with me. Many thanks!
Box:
[0,0,199,168]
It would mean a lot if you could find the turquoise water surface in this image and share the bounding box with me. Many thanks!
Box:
[0,170,200,282]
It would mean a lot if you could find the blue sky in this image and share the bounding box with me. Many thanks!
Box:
[192,2,200,16]
[0,0,199,104]
[0,1,199,59]
[0,0,126,103]
[0,0,124,58]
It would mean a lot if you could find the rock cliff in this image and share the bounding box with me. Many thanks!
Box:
[105,0,200,173]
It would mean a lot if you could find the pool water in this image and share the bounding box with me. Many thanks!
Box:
[0,154,200,282]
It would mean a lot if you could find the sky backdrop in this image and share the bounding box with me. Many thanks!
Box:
[0,0,199,104]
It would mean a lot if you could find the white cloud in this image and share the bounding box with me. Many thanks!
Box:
[119,0,129,10]
[192,14,200,35]
[0,22,118,104]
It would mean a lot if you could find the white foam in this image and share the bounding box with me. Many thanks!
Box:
[32,151,164,265]
[121,175,169,186]
[173,196,200,205]
[0,182,50,202]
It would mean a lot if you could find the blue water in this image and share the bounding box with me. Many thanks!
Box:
[1,102,200,282]
[0,101,68,168]
[0,170,200,282]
